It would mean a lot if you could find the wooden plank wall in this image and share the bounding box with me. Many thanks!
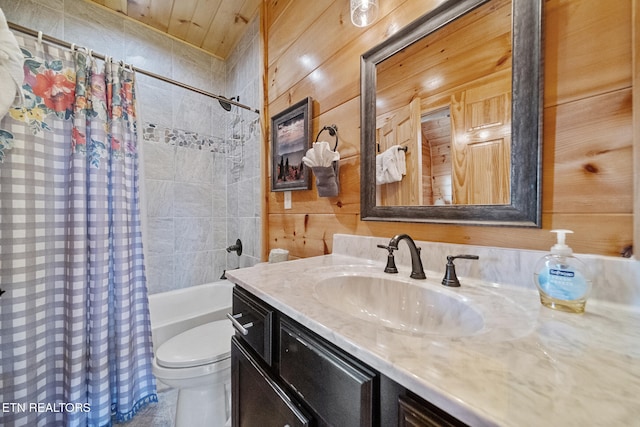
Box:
[634,1,640,261]
[263,0,634,260]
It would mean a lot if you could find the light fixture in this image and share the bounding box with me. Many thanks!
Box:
[350,0,379,27]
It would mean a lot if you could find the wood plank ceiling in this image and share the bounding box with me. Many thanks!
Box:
[87,0,261,59]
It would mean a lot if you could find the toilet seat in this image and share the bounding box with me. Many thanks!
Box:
[156,320,234,368]
[152,355,231,381]
[151,317,234,427]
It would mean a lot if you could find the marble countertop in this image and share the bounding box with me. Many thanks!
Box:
[226,254,640,426]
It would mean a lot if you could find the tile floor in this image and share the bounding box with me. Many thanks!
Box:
[122,388,177,427]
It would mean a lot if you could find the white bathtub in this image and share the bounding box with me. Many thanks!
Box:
[149,281,233,353]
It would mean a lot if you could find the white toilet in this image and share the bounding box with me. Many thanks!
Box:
[152,319,234,427]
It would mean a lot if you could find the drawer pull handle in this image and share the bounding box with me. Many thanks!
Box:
[226,312,254,336]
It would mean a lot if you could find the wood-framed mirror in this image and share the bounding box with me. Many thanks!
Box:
[360,0,543,226]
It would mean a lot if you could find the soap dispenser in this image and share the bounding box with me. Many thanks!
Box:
[534,229,592,313]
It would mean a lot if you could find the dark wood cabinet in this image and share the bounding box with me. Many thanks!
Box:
[231,336,311,427]
[280,317,376,427]
[398,394,465,427]
[230,286,466,427]
[231,286,274,365]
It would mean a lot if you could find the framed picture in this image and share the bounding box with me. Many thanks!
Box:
[271,97,312,192]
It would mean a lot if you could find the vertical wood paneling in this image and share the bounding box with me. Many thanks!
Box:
[261,0,270,262]
[265,0,636,258]
[633,0,640,256]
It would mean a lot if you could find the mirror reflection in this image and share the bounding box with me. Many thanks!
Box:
[361,0,542,226]
[375,0,512,207]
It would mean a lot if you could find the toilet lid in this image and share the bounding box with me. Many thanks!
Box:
[156,320,234,368]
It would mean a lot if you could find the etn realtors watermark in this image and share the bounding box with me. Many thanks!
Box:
[2,402,91,413]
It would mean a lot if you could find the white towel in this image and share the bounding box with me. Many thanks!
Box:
[0,8,24,119]
[302,141,340,167]
[376,145,406,185]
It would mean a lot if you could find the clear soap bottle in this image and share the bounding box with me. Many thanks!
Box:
[533,229,592,313]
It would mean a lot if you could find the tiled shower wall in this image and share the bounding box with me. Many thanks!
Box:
[1,0,262,294]
[225,17,262,272]
[142,15,262,293]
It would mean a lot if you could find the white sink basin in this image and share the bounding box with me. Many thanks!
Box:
[313,273,485,336]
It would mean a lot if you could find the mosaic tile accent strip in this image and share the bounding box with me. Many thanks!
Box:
[142,123,162,143]
[142,122,226,153]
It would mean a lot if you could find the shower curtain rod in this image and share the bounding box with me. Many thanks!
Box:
[7,21,260,114]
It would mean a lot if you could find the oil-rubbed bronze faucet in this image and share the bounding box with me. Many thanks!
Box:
[377,234,426,279]
[226,239,243,256]
[441,255,479,287]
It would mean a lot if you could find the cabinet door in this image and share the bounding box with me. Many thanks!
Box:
[279,318,376,427]
[232,286,274,365]
[231,336,311,427]
[398,394,465,427]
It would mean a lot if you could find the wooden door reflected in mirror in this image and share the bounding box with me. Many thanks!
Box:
[374,0,512,207]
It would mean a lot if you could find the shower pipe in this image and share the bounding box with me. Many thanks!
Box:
[7,21,260,114]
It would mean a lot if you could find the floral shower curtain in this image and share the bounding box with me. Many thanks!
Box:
[0,36,157,426]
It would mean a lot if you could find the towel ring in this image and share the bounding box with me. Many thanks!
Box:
[314,124,338,151]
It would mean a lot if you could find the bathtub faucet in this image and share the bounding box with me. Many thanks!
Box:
[226,239,242,256]
[220,268,238,280]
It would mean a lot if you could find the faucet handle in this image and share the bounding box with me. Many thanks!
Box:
[377,244,399,274]
[377,243,397,250]
[449,254,479,262]
[441,254,479,287]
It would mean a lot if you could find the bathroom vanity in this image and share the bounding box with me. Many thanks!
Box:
[230,285,461,426]
[226,235,640,426]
